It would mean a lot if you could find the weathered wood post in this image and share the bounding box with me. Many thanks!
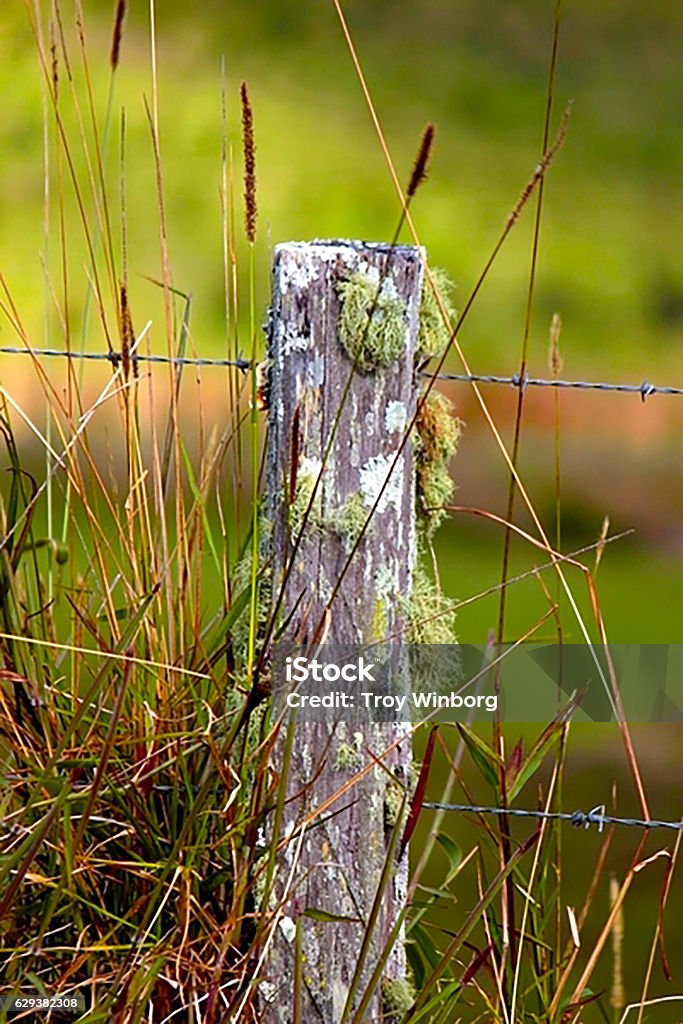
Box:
[262,240,423,1022]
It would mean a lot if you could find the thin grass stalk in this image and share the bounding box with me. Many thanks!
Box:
[247,242,259,674]
[509,755,563,1019]
[73,0,120,310]
[494,3,563,979]
[548,313,566,990]
[33,2,117,355]
[351,906,410,1024]
[220,62,241,605]
[634,823,682,1024]
[143,93,183,665]
[546,824,616,1016]
[256,714,295,944]
[610,873,625,1021]
[228,139,244,560]
[293,915,303,1023]
[496,0,564,646]
[36,2,56,606]
[239,80,261,676]
[564,835,648,1016]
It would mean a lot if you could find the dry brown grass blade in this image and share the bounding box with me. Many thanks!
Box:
[633,824,682,1023]
[400,724,438,858]
[549,832,648,1018]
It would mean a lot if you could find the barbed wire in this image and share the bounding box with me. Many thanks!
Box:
[1,346,682,400]
[0,346,251,371]
[427,370,683,400]
[423,801,683,833]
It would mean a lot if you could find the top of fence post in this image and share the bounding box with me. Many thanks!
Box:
[265,238,424,646]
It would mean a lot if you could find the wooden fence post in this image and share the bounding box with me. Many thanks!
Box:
[262,240,423,1022]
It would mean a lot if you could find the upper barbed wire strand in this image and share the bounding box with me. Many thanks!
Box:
[0,347,680,398]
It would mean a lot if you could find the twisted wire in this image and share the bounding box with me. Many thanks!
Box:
[423,801,683,833]
[1,347,679,400]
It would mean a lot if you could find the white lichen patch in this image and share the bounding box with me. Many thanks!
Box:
[354,260,400,302]
[375,563,399,601]
[283,819,296,865]
[259,981,276,1003]
[278,250,320,294]
[307,351,325,388]
[385,400,407,434]
[364,406,377,436]
[359,453,404,514]
[279,916,297,944]
[316,570,333,606]
[281,322,310,354]
[349,395,361,468]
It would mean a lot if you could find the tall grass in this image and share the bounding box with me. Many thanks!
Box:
[0,3,679,1023]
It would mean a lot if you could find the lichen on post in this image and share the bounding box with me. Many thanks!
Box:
[262,240,423,1022]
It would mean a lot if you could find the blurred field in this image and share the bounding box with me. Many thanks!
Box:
[1,0,681,645]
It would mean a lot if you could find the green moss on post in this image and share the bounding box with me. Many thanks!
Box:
[401,554,456,644]
[328,491,374,551]
[415,391,461,536]
[381,975,416,1022]
[288,463,322,539]
[333,742,363,772]
[417,266,457,359]
[337,270,408,371]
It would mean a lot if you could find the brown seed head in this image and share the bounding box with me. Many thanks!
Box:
[119,283,137,380]
[50,17,59,101]
[407,123,436,198]
[240,81,257,243]
[110,1,127,71]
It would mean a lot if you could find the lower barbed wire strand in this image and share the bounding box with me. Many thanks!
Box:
[423,801,683,833]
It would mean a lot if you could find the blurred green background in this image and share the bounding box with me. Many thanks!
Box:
[1,3,681,1018]
[1,0,681,645]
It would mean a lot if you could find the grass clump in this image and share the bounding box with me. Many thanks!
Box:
[337,270,407,371]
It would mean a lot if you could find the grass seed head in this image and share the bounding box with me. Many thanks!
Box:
[240,81,257,243]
